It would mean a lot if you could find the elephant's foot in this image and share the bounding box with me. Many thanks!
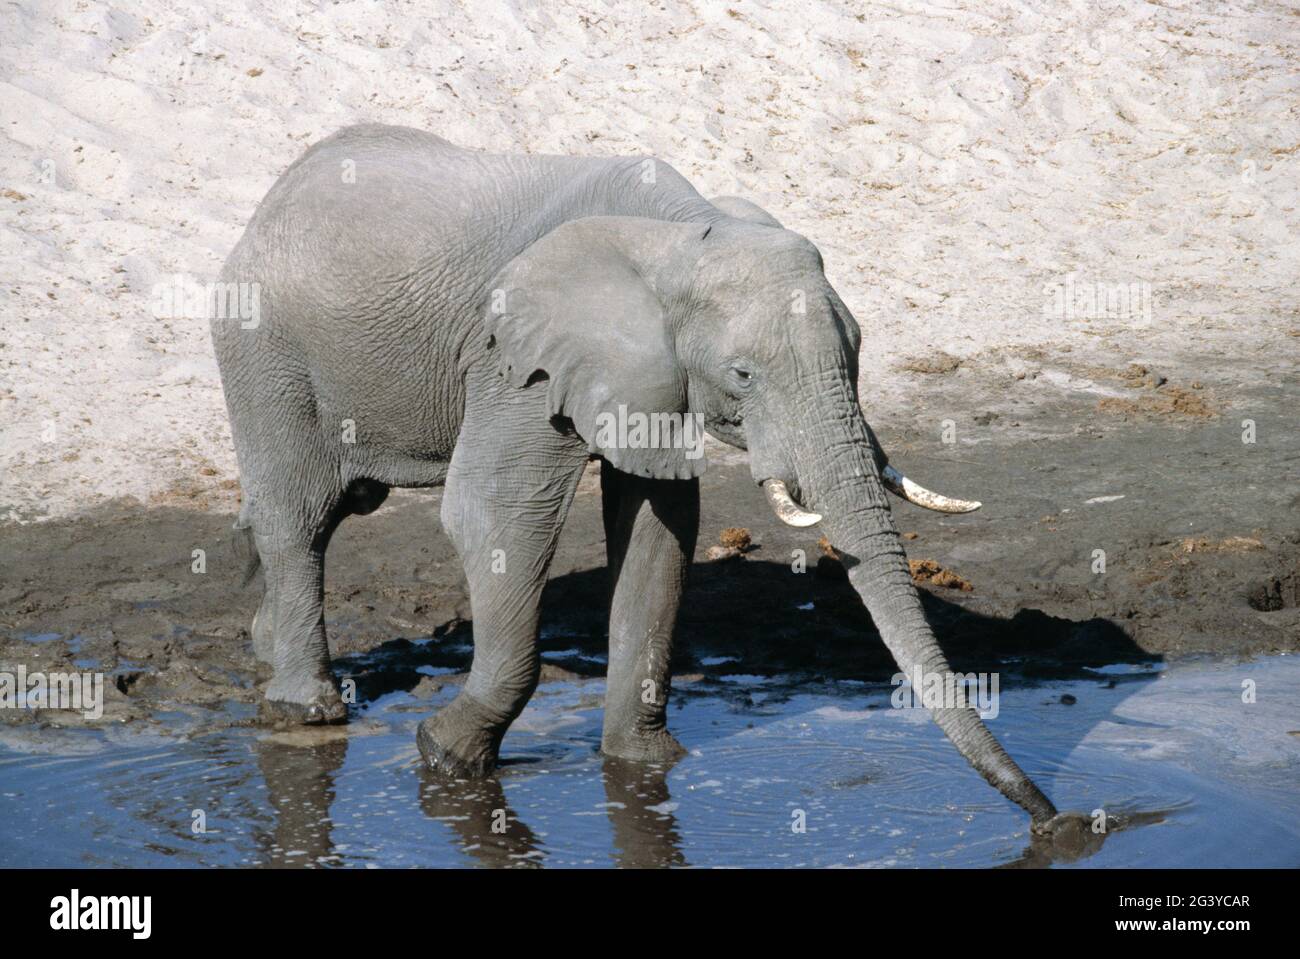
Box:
[602,727,687,765]
[417,694,507,779]
[261,673,347,725]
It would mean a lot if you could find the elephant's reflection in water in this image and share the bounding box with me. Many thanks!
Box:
[417,757,686,868]
[1001,807,1168,869]
[254,733,348,868]
[250,727,689,867]
[249,729,1125,868]
[418,772,545,868]
[600,758,686,868]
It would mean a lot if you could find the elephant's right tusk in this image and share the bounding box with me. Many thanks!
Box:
[762,479,823,527]
[881,464,982,513]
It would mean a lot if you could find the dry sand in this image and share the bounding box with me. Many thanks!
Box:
[2,0,1297,522]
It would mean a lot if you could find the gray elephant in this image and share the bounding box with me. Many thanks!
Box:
[213,123,1068,832]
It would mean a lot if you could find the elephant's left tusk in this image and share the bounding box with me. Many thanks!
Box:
[881,465,982,513]
[762,479,823,527]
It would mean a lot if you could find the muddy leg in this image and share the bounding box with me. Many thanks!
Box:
[600,461,698,763]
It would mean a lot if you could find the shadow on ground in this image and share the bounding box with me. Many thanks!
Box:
[345,555,1156,701]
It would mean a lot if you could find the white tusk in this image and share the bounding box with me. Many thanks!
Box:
[881,464,982,513]
[762,479,823,527]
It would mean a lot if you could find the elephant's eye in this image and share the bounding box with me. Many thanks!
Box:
[729,365,754,389]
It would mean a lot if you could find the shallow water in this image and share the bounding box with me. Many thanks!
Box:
[2,655,1297,868]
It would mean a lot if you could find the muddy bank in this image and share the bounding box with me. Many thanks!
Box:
[1,343,1296,733]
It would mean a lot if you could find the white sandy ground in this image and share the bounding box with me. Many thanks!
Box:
[1,0,1297,522]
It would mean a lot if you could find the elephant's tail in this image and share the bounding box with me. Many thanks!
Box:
[232,500,261,588]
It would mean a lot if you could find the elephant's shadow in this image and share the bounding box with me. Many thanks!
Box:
[348,555,1156,697]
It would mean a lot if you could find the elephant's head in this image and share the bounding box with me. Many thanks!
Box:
[485,203,1062,829]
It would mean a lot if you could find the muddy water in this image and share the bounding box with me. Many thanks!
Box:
[2,655,1296,868]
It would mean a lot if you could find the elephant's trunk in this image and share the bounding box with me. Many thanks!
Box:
[787,388,1058,826]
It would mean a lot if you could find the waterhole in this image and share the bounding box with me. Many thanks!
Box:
[1,656,1296,867]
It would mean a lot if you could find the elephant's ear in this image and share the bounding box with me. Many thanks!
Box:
[483,216,707,480]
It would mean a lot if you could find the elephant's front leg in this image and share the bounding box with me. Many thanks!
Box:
[600,460,699,763]
[417,371,589,777]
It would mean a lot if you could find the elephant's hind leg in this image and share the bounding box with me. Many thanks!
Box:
[256,500,349,725]
[600,461,697,763]
[417,370,589,777]
[250,477,387,667]
[222,348,359,722]
[251,478,387,719]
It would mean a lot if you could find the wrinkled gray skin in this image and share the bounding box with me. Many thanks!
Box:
[214,124,1071,832]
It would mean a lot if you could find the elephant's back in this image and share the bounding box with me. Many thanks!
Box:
[218,125,582,344]
[226,124,498,304]
[211,125,581,474]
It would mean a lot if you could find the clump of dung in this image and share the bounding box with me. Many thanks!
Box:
[909,558,974,592]
[720,527,752,550]
[707,527,754,561]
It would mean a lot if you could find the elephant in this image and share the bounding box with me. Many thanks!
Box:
[212,123,1074,834]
